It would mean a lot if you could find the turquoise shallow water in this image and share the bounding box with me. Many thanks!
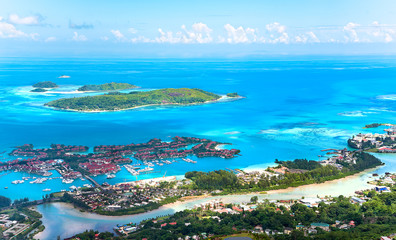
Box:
[1,57,396,201]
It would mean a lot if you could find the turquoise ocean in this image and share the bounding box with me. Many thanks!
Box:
[2,56,396,239]
[1,56,396,201]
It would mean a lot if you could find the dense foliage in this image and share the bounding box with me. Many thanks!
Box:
[185,170,239,190]
[126,189,396,240]
[32,81,58,88]
[226,92,239,97]
[46,88,221,111]
[185,152,382,194]
[364,123,384,128]
[77,82,137,92]
[0,195,11,208]
[30,88,48,92]
[277,159,321,170]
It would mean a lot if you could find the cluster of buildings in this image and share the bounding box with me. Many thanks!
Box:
[349,127,396,151]
[3,136,241,179]
[68,180,203,212]
[318,148,355,170]
[0,213,30,239]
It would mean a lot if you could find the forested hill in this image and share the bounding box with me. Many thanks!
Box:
[45,88,222,111]
[77,82,137,91]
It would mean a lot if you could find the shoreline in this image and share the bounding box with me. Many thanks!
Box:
[52,165,380,218]
[45,95,244,113]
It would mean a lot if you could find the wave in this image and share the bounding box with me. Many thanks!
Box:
[377,94,396,101]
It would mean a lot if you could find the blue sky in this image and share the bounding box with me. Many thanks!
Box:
[1,0,396,57]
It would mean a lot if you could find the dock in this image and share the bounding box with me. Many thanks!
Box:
[84,175,102,189]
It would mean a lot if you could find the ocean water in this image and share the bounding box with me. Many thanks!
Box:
[1,56,396,203]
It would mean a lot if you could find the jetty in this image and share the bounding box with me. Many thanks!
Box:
[84,175,102,189]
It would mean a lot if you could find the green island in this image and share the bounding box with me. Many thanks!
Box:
[32,81,58,88]
[45,88,237,111]
[363,123,387,129]
[77,82,138,92]
[30,88,47,92]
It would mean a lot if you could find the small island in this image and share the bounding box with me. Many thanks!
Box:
[32,81,58,89]
[45,88,236,112]
[77,82,137,92]
[226,92,240,97]
[30,88,48,92]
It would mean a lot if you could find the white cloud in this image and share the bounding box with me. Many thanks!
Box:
[0,22,26,38]
[265,22,289,43]
[9,14,41,25]
[223,24,256,43]
[295,31,320,43]
[343,22,360,42]
[101,36,109,41]
[128,28,137,34]
[155,23,213,43]
[110,29,125,40]
[131,35,153,43]
[72,32,87,41]
[0,17,39,39]
[45,36,56,42]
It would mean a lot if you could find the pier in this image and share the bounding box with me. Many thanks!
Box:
[84,175,102,189]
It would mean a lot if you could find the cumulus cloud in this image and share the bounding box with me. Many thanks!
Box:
[223,24,257,43]
[8,14,42,25]
[155,23,213,43]
[265,22,289,43]
[0,17,38,39]
[69,21,93,29]
[72,32,87,41]
[343,22,360,42]
[295,31,320,43]
[110,29,125,40]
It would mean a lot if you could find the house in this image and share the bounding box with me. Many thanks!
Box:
[375,186,391,193]
[284,227,293,234]
[381,237,392,240]
[310,222,330,231]
[350,196,366,205]
[253,225,263,233]
[296,224,305,230]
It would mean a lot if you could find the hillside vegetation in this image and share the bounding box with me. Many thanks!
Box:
[77,82,137,92]
[46,88,221,111]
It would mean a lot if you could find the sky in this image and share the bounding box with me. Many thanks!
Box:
[1,0,396,57]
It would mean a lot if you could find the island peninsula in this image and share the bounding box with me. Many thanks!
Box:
[45,88,241,112]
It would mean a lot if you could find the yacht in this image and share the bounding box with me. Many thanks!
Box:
[106,173,116,179]
[62,179,74,184]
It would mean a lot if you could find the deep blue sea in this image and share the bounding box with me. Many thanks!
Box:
[1,56,396,201]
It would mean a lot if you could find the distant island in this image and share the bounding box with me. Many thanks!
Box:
[77,82,137,92]
[32,81,58,88]
[226,92,240,97]
[30,88,47,92]
[31,81,58,92]
[45,88,239,112]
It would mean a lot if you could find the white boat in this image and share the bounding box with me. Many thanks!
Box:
[11,180,24,184]
[138,167,154,173]
[58,75,71,78]
[62,179,74,184]
[106,174,116,179]
[43,188,51,192]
